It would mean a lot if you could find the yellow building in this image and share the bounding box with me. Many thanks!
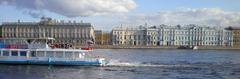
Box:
[231,27,240,47]
[94,30,110,45]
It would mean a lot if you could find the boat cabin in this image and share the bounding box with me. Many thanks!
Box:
[0,49,86,59]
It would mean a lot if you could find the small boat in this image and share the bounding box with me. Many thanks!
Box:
[193,46,198,50]
[177,46,192,49]
[0,38,107,66]
[177,45,198,50]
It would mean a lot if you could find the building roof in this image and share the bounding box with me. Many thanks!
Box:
[0,37,55,40]
[225,26,240,30]
[1,17,92,26]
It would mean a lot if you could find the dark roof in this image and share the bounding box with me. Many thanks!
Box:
[225,26,240,30]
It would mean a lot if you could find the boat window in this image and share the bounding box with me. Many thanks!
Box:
[46,51,54,57]
[3,51,9,56]
[20,51,27,56]
[65,52,73,58]
[11,51,18,56]
[56,51,64,58]
[79,53,83,58]
[31,51,36,57]
[74,52,80,58]
[36,51,45,57]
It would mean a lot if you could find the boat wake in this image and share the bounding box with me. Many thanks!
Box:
[105,60,191,68]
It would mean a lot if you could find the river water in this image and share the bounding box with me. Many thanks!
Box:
[0,49,240,79]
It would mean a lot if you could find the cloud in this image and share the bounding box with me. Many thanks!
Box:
[0,0,137,17]
[120,8,240,27]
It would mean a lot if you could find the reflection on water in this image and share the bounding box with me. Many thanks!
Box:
[1,49,240,79]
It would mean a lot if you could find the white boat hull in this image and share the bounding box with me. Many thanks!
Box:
[0,57,106,66]
[0,48,107,66]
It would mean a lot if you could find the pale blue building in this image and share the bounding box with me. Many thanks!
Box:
[112,24,233,47]
[156,24,232,47]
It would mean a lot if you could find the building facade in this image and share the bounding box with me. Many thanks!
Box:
[223,27,233,47]
[95,30,111,45]
[111,26,145,46]
[230,27,240,47]
[112,24,233,47]
[95,30,103,45]
[1,17,95,47]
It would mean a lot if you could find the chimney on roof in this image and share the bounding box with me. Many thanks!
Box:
[60,20,64,23]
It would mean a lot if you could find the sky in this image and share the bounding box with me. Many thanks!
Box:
[0,0,240,31]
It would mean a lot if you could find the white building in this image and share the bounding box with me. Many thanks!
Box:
[145,26,158,46]
[112,24,233,47]
[111,26,145,46]
[1,17,95,47]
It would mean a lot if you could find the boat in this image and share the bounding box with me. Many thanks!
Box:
[0,38,107,66]
[177,45,192,49]
[193,46,198,50]
[177,45,198,50]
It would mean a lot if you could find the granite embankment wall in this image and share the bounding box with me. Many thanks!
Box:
[91,45,240,50]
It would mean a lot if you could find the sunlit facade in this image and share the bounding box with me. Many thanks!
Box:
[229,27,240,47]
[1,17,95,47]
